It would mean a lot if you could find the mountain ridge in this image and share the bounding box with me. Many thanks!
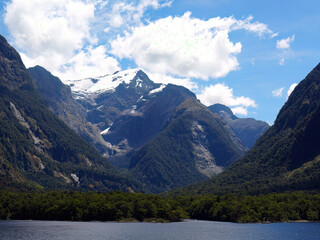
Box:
[61,67,251,192]
[2,34,271,193]
[0,34,143,192]
[128,97,247,193]
[28,66,112,156]
[26,64,269,193]
[171,63,320,195]
[209,104,269,149]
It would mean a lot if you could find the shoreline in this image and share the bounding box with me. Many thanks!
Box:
[1,219,318,224]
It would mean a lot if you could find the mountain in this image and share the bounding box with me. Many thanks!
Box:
[65,69,164,167]
[172,63,320,195]
[28,66,111,156]
[64,69,247,193]
[0,34,142,192]
[209,104,269,148]
[129,96,247,193]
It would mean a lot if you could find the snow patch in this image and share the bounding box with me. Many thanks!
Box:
[101,127,111,135]
[149,84,166,95]
[65,69,141,94]
[135,78,143,87]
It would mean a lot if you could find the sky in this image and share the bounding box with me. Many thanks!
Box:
[0,0,319,124]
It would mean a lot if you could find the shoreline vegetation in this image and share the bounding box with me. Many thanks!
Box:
[0,191,319,223]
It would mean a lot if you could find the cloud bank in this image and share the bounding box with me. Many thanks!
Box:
[5,0,274,84]
[4,0,171,80]
[197,83,257,116]
[111,12,275,80]
[4,0,277,116]
[4,0,103,79]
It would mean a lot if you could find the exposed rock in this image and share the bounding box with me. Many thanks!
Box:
[209,104,269,149]
[53,171,71,184]
[191,121,223,177]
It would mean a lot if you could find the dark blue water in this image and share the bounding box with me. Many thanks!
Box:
[0,220,319,240]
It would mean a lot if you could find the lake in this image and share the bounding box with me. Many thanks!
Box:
[0,220,319,240]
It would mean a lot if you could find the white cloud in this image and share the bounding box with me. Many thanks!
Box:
[111,12,275,80]
[276,35,295,49]
[272,87,284,97]
[146,72,198,90]
[197,83,257,116]
[4,0,113,80]
[287,83,298,97]
[58,45,120,80]
[279,58,285,66]
[5,0,95,58]
[20,44,120,80]
[100,0,172,31]
[4,0,174,80]
[135,0,173,19]
[276,35,295,66]
[231,106,248,116]
[233,15,274,38]
[4,0,275,85]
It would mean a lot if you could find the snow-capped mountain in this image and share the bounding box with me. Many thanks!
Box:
[65,69,166,97]
[63,69,168,166]
[29,66,262,193]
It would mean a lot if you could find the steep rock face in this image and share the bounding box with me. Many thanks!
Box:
[209,104,269,149]
[28,66,111,155]
[64,68,247,193]
[65,69,165,167]
[0,35,142,192]
[128,98,247,193]
[174,63,320,195]
[66,69,161,129]
[103,84,198,168]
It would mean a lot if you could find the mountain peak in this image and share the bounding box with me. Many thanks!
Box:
[209,104,237,119]
[275,62,320,131]
[0,34,34,91]
[64,68,155,95]
[0,35,23,64]
[209,103,269,149]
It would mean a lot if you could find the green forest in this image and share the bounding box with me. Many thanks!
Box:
[0,191,319,223]
[0,191,186,222]
[174,192,320,223]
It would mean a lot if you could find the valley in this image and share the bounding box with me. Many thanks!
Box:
[0,33,319,225]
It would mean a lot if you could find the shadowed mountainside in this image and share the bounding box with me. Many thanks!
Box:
[0,34,143,192]
[171,63,320,195]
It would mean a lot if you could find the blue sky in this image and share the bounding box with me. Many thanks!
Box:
[0,0,319,124]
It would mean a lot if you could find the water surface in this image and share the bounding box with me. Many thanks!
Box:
[1,220,319,240]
